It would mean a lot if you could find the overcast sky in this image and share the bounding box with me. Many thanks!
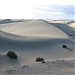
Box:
[0,0,74,20]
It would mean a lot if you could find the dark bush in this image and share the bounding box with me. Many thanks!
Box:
[62,45,67,48]
[42,61,45,63]
[7,51,17,59]
[69,35,72,36]
[36,57,45,63]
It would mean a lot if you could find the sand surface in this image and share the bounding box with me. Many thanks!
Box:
[1,59,74,75]
[0,20,74,75]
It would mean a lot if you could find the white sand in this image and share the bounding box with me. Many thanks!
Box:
[69,22,75,28]
[0,20,74,75]
[47,20,68,23]
[0,20,68,38]
[1,59,75,75]
[47,20,75,40]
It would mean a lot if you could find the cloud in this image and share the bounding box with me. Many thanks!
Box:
[33,12,74,20]
[34,5,74,20]
[52,5,74,15]
[0,0,74,19]
[36,5,74,14]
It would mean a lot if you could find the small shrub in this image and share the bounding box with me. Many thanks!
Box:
[42,61,45,63]
[36,57,45,63]
[62,45,67,48]
[7,51,17,59]
[69,35,72,36]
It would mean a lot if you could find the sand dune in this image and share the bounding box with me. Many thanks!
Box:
[0,20,74,75]
[48,23,74,35]
[68,22,75,31]
[0,19,25,24]
[47,21,75,40]
[0,20,68,38]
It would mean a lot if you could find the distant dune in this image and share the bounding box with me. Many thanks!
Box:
[68,22,75,30]
[0,19,25,25]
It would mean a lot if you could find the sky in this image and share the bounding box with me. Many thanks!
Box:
[0,0,74,20]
